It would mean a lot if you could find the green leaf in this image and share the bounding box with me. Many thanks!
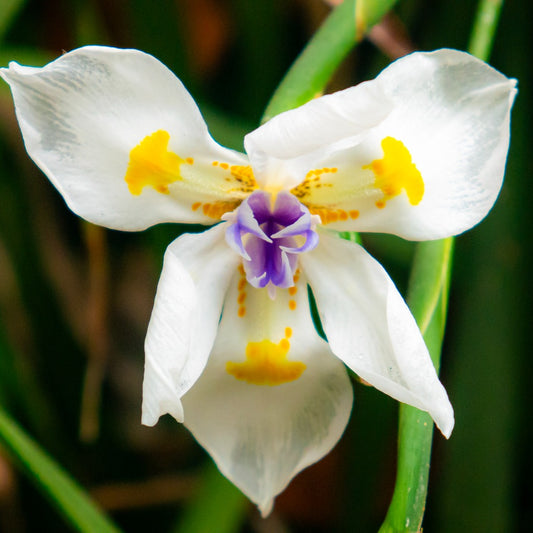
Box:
[0,0,26,42]
[0,405,121,533]
[262,0,400,122]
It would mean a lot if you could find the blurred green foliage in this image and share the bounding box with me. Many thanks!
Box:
[0,1,530,532]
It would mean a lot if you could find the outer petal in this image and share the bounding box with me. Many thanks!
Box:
[300,231,454,437]
[0,46,252,230]
[248,50,516,239]
[142,224,239,426]
[182,271,352,515]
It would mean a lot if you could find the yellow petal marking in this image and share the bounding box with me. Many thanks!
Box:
[226,337,306,386]
[364,136,424,209]
[125,130,191,195]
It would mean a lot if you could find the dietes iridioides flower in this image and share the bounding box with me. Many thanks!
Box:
[0,46,516,514]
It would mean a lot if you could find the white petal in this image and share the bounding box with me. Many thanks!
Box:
[300,231,454,437]
[0,46,252,230]
[348,49,517,239]
[247,50,516,240]
[142,224,239,426]
[182,271,352,515]
[244,80,392,190]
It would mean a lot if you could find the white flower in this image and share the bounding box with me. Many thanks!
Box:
[0,46,516,515]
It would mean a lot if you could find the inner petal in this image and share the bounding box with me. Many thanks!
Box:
[224,190,319,291]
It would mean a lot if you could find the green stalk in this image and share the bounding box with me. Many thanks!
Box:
[378,240,453,533]
[262,0,399,122]
[0,405,121,533]
[379,1,505,530]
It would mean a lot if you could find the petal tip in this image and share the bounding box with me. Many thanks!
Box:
[258,499,274,518]
[434,404,455,439]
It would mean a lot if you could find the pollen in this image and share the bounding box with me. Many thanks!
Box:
[125,130,188,195]
[289,300,297,311]
[211,161,258,193]
[226,336,306,386]
[364,136,424,208]
[291,167,337,201]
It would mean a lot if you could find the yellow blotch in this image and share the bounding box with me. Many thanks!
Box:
[125,130,191,195]
[364,136,424,208]
[226,338,305,386]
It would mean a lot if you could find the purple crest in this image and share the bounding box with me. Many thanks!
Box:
[224,191,319,294]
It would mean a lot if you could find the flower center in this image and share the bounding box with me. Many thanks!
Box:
[224,190,319,292]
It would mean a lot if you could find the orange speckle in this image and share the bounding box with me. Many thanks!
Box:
[185,157,194,165]
[238,306,246,317]
[376,200,386,209]
[237,292,246,304]
[212,161,219,166]
[280,338,290,351]
[349,210,360,219]
[285,327,293,339]
[327,211,339,223]
[288,286,297,296]
[191,202,201,211]
[339,210,348,221]
[238,278,246,291]
[220,162,229,170]
[289,300,297,311]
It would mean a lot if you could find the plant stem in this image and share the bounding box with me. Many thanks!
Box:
[379,1,505,530]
